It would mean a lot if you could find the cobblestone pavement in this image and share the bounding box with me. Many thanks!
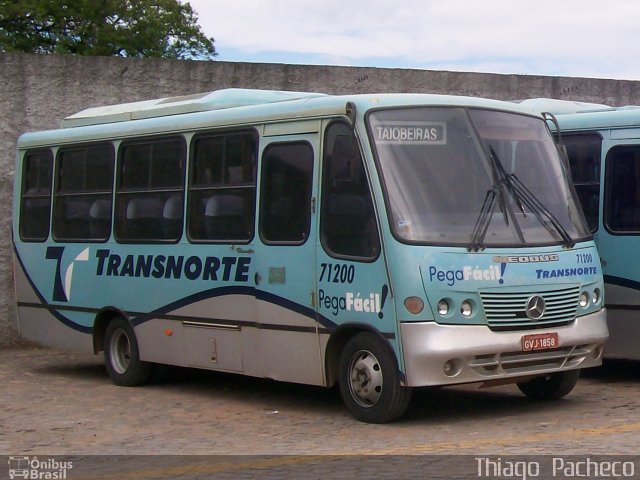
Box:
[1,347,639,478]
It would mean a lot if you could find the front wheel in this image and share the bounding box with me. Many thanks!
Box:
[517,369,580,400]
[104,317,152,387]
[339,332,412,423]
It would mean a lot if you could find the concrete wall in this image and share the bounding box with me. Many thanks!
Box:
[3,52,640,347]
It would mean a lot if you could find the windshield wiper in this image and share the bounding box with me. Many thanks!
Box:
[469,147,575,251]
[468,149,513,252]
[469,188,497,252]
[488,146,575,249]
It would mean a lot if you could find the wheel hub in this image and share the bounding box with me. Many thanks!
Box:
[110,328,131,375]
[348,350,383,408]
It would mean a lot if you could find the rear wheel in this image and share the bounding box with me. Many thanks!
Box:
[104,317,152,387]
[517,369,580,400]
[339,332,411,423]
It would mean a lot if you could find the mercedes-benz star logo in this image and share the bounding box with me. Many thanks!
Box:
[525,295,546,320]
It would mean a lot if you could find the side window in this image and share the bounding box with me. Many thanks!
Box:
[53,143,114,241]
[188,132,257,242]
[20,149,53,241]
[260,142,313,244]
[321,122,380,259]
[562,134,602,231]
[115,137,185,242]
[605,145,640,233]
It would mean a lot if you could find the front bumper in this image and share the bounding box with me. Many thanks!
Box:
[401,309,608,387]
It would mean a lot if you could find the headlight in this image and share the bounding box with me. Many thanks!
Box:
[460,300,473,317]
[437,299,449,316]
[579,292,589,308]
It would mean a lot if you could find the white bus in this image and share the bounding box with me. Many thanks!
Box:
[13,89,608,422]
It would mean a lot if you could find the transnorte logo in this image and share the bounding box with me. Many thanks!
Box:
[45,246,89,302]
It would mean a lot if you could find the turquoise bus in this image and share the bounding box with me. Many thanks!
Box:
[520,98,640,360]
[13,89,608,423]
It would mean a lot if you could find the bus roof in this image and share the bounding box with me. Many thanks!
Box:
[518,98,640,132]
[61,89,328,128]
[517,98,614,115]
[18,89,547,149]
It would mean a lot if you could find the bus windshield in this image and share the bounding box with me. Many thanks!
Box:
[369,107,590,247]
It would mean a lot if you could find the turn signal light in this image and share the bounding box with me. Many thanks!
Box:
[404,297,424,314]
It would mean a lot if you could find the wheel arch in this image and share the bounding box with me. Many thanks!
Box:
[92,307,129,354]
[324,323,399,387]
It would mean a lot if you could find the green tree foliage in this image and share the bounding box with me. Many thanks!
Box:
[0,0,217,59]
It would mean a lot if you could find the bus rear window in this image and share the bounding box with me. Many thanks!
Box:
[20,149,53,242]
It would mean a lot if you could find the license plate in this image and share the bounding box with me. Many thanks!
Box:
[521,332,559,351]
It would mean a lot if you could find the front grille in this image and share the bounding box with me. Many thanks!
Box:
[480,285,580,330]
[469,344,595,377]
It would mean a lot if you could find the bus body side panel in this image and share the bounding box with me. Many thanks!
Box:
[14,235,328,383]
[134,295,251,373]
[134,298,325,383]
[14,251,93,352]
[593,132,640,360]
[16,306,93,352]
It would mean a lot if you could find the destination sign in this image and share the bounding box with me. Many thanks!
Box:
[372,121,447,145]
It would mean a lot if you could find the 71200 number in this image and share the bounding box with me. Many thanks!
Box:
[319,263,355,284]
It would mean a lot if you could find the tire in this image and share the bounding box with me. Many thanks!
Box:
[517,369,580,401]
[339,332,412,423]
[104,317,152,387]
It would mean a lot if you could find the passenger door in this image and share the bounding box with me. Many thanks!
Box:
[253,129,322,385]
[316,121,394,345]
